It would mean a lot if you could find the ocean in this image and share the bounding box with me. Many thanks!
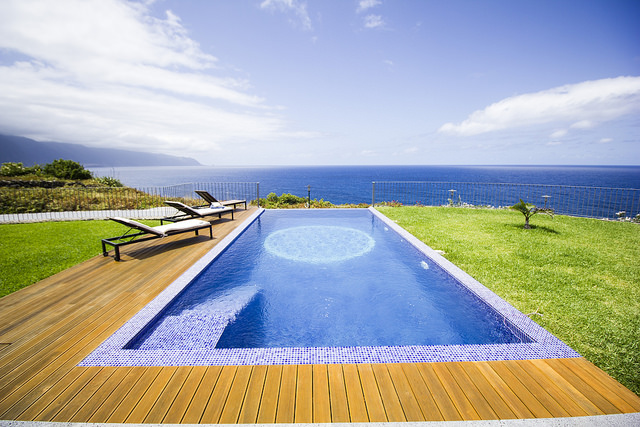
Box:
[90,165,640,206]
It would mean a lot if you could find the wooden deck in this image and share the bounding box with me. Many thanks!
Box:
[1,206,639,424]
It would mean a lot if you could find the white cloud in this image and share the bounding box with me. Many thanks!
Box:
[357,0,381,13]
[0,0,300,160]
[550,129,568,139]
[363,14,385,29]
[570,120,595,129]
[599,138,613,144]
[438,76,640,136]
[260,0,312,31]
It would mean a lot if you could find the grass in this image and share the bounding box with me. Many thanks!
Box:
[0,219,160,298]
[377,206,640,395]
[0,208,638,395]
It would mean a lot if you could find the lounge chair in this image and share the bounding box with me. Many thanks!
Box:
[102,217,212,261]
[163,200,234,224]
[195,190,247,210]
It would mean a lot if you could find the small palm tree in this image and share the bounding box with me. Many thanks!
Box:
[510,199,554,229]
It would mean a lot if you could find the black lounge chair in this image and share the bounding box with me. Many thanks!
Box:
[195,190,247,210]
[102,217,213,261]
[162,200,234,224]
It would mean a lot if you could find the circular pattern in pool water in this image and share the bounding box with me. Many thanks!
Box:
[264,226,375,263]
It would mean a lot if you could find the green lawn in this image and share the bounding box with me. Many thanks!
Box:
[0,209,639,395]
[377,206,640,395]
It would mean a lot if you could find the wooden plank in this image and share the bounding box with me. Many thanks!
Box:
[219,365,252,424]
[0,265,110,336]
[0,301,144,420]
[312,364,331,423]
[0,293,126,389]
[125,366,178,423]
[545,358,622,415]
[13,366,87,421]
[446,362,498,420]
[0,294,140,417]
[459,362,516,419]
[22,367,102,422]
[162,366,207,424]
[530,359,604,416]
[515,359,588,417]
[502,360,570,418]
[415,363,462,421]
[357,363,387,422]
[88,367,147,423]
[106,367,163,423]
[44,367,115,422]
[371,363,405,422]
[400,363,443,421]
[560,358,640,412]
[67,367,131,422]
[144,366,193,423]
[487,361,552,419]
[238,365,267,424]
[431,362,480,420]
[294,365,313,423]
[276,364,297,423]
[256,365,281,424]
[342,364,369,422]
[386,363,425,421]
[182,366,223,424]
[474,362,535,419]
[201,366,237,424]
[327,364,350,423]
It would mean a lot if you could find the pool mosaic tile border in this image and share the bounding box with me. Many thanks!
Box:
[80,208,580,367]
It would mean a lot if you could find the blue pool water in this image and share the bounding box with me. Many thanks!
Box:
[81,208,580,366]
[127,209,527,350]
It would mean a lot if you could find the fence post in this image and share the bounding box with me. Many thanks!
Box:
[372,182,375,206]
[256,182,260,208]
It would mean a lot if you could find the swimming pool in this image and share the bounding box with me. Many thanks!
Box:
[81,208,579,366]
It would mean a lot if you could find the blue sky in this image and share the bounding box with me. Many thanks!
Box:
[0,0,639,165]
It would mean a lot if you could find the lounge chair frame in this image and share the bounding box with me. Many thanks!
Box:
[195,190,247,210]
[161,200,234,224]
[102,217,212,261]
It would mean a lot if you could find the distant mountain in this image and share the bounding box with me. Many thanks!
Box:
[0,134,201,167]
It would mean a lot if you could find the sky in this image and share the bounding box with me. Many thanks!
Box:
[0,0,639,166]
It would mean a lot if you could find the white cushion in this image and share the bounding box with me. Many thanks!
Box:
[155,219,211,235]
[194,206,232,215]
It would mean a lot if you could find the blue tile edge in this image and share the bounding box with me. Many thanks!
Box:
[79,207,580,367]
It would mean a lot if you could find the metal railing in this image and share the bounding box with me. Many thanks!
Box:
[0,182,260,223]
[169,182,260,205]
[372,181,640,220]
[2,180,639,222]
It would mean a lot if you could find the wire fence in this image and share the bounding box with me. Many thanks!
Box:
[372,181,640,220]
[2,180,639,222]
[0,182,260,223]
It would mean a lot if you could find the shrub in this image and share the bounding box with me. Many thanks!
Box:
[510,198,554,229]
[43,159,92,180]
[93,176,124,187]
[266,192,279,203]
[0,162,43,177]
[279,193,306,205]
[253,192,338,209]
